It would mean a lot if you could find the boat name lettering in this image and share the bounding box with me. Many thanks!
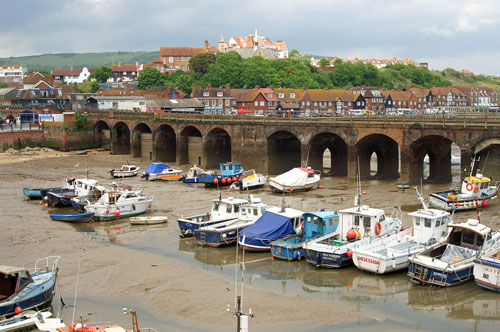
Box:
[432,271,447,279]
[484,267,500,274]
[321,253,339,260]
[357,256,380,265]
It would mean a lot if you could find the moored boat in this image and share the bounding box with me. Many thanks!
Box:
[49,212,95,223]
[193,196,272,247]
[142,162,181,181]
[473,247,500,292]
[407,219,500,287]
[84,190,153,221]
[177,195,249,238]
[0,310,52,332]
[181,165,206,183]
[269,167,321,193]
[429,173,498,211]
[0,256,60,318]
[271,210,339,261]
[108,165,140,178]
[196,162,244,187]
[352,207,451,274]
[231,169,267,191]
[130,216,168,225]
[303,203,402,268]
[238,207,304,251]
[46,178,99,207]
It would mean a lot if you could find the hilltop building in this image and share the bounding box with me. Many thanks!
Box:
[219,30,288,59]
[0,65,25,84]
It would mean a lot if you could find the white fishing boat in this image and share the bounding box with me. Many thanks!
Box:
[177,195,250,237]
[194,196,274,247]
[352,190,451,274]
[84,190,153,221]
[269,167,321,192]
[429,171,498,212]
[141,162,182,181]
[231,169,267,190]
[408,218,500,287]
[108,165,140,178]
[156,167,183,181]
[130,216,168,225]
[0,310,52,332]
[473,246,500,292]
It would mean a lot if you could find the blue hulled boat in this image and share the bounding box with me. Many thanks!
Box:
[0,256,59,318]
[408,219,500,287]
[177,195,250,238]
[46,177,98,207]
[23,187,59,200]
[238,208,304,251]
[304,204,402,268]
[49,212,95,223]
[196,162,244,187]
[271,210,339,261]
[194,196,273,247]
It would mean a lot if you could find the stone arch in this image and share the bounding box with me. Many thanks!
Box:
[179,125,203,165]
[356,134,399,179]
[94,120,110,150]
[155,124,176,162]
[132,123,152,159]
[206,127,231,168]
[408,135,453,183]
[111,121,130,155]
[267,131,301,175]
[308,132,348,176]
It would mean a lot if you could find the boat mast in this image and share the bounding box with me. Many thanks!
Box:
[414,187,428,210]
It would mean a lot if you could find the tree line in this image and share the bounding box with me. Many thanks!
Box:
[135,50,452,94]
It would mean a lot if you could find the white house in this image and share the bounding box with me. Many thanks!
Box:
[52,67,91,84]
[0,65,24,82]
[86,96,147,112]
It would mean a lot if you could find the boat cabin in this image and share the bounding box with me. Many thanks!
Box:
[303,211,339,239]
[461,174,493,196]
[186,165,205,178]
[338,205,389,240]
[209,196,248,219]
[73,178,98,196]
[408,208,450,244]
[0,266,32,301]
[447,219,491,251]
[220,162,243,177]
[97,190,142,204]
[119,165,139,172]
[238,197,269,220]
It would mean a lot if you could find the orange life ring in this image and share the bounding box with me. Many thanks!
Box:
[473,186,479,193]
[375,222,382,235]
[466,183,473,191]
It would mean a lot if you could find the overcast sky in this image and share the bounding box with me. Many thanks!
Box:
[2,0,500,75]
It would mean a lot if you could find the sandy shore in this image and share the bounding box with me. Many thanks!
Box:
[0,148,376,331]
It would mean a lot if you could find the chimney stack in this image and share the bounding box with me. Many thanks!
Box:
[205,39,209,50]
[136,61,139,67]
[70,65,73,71]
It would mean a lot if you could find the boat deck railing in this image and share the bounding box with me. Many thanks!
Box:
[33,256,60,272]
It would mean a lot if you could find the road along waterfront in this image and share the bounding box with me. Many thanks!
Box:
[1,149,499,331]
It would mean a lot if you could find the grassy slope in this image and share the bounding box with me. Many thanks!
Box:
[0,51,158,70]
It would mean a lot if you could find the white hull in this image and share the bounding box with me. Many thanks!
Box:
[0,311,52,332]
[269,176,320,192]
[473,248,500,292]
[86,199,152,220]
[130,216,168,225]
[111,171,138,178]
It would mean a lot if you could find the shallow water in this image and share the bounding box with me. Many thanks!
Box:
[5,153,500,331]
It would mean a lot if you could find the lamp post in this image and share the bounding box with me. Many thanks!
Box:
[123,308,140,332]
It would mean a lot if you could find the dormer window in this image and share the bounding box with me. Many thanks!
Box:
[217,92,223,97]
[202,92,209,97]
[268,93,273,98]
[278,93,284,98]
[290,93,296,98]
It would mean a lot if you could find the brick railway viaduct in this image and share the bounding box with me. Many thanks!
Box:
[90,110,500,184]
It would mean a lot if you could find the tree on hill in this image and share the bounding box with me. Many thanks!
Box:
[137,67,166,90]
[189,52,216,74]
[37,69,50,76]
[164,70,195,94]
[89,66,111,83]
[319,58,330,67]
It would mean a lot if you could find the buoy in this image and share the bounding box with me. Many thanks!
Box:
[347,250,353,257]
[220,178,226,184]
[319,186,324,189]
[45,203,49,208]
[232,177,237,183]
[39,201,43,205]
[455,202,460,207]
[347,228,357,239]
[114,209,121,216]
[289,188,294,192]
[105,210,109,214]
[476,200,482,207]
[483,200,489,207]
[227,178,232,184]
[115,226,121,233]
[363,190,367,195]
[213,178,218,184]
[270,256,274,261]
[14,306,22,314]
[347,282,352,289]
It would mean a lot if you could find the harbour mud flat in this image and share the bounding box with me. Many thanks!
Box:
[1,148,499,331]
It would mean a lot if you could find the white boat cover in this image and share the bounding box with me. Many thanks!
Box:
[270,168,310,188]
[441,244,476,263]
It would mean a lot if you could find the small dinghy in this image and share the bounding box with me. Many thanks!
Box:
[130,216,168,225]
[108,164,140,178]
[0,310,52,332]
[49,212,95,223]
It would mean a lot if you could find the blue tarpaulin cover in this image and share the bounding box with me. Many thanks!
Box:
[145,162,171,174]
[240,211,294,240]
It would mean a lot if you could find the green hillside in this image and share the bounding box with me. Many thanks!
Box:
[435,68,500,88]
[0,51,158,71]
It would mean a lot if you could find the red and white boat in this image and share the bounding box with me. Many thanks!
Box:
[269,167,321,192]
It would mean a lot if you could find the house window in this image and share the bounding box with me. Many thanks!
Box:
[218,100,222,106]
[203,92,209,97]
[260,101,264,106]
[254,101,258,106]
[290,93,295,98]
[268,93,273,98]
[314,102,318,106]
[181,56,185,61]
[123,72,127,75]
[212,100,216,106]
[217,92,223,97]
[278,93,284,98]
[268,102,273,106]
[225,99,230,106]
[169,57,173,63]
